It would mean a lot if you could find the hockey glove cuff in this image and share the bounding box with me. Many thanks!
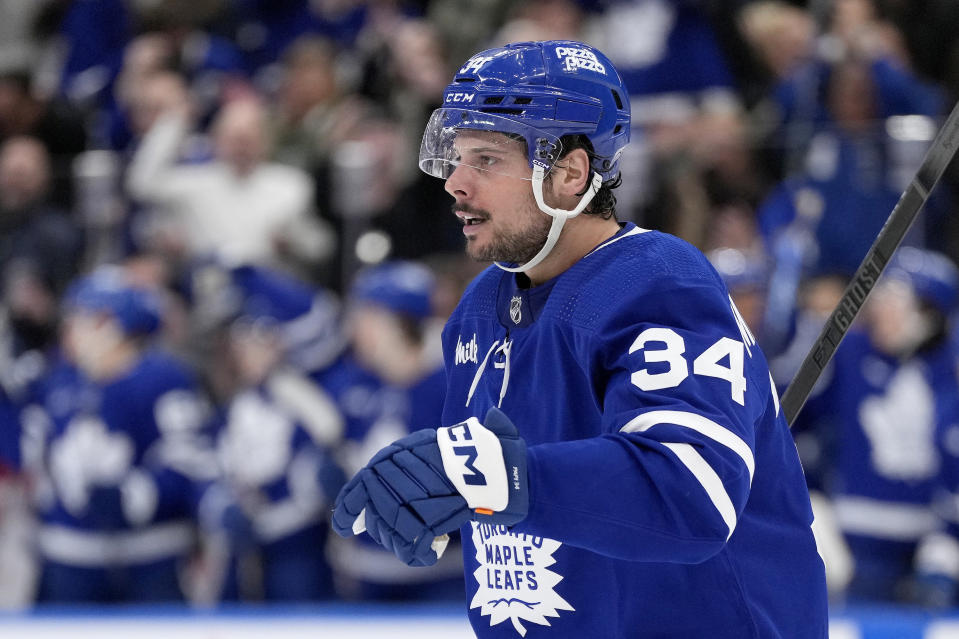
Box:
[436,407,529,526]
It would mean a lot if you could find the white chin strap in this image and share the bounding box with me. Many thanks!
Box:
[495,165,604,274]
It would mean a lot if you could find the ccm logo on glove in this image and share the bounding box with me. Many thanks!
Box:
[437,410,527,519]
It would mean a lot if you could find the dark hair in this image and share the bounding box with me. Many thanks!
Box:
[916,299,950,354]
[553,134,621,220]
[395,313,426,348]
[503,131,621,218]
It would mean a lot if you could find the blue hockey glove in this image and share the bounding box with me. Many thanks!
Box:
[331,407,529,567]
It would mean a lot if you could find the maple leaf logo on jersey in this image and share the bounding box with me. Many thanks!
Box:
[470,523,575,636]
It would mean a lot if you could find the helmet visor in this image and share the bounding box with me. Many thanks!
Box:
[418,108,563,181]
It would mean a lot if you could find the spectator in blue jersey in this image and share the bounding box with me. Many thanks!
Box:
[589,0,745,220]
[25,265,216,603]
[795,248,959,604]
[317,261,462,601]
[207,265,345,601]
[758,52,944,278]
[332,40,828,638]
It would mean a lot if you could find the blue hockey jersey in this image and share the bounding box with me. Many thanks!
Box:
[28,350,212,569]
[442,223,828,638]
[315,353,464,593]
[216,368,344,545]
[795,330,959,599]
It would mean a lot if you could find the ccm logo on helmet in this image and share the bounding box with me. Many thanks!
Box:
[554,46,606,74]
[445,93,475,104]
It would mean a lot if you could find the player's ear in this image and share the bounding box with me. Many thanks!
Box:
[555,148,591,197]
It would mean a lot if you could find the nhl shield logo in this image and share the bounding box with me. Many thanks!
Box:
[509,296,522,325]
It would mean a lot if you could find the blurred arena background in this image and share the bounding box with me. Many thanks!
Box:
[3,0,959,636]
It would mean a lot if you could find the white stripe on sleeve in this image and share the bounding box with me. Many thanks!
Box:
[621,410,755,484]
[662,442,738,540]
[769,371,780,418]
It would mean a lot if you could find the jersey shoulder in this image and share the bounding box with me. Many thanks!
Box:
[553,229,728,330]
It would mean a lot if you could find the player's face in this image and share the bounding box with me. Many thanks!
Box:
[62,311,127,378]
[229,322,283,385]
[444,131,551,263]
[865,279,927,355]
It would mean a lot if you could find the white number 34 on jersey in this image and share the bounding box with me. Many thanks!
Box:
[629,297,756,406]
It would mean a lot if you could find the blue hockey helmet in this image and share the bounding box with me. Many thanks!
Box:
[420,40,630,183]
[351,261,435,320]
[885,247,959,316]
[708,248,769,292]
[228,265,343,371]
[64,267,163,336]
[231,265,315,325]
[419,41,631,274]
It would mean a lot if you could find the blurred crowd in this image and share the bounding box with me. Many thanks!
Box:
[1,0,959,611]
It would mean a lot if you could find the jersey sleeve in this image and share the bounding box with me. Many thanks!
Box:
[137,371,219,523]
[514,277,773,564]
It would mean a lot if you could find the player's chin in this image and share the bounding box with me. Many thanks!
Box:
[464,237,488,261]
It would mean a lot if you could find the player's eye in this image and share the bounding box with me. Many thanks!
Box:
[478,155,498,168]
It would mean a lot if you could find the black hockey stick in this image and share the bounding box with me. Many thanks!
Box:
[781,103,959,427]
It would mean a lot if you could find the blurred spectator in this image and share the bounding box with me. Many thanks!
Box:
[134,1,247,125]
[0,136,82,355]
[25,265,216,603]
[316,260,463,601]
[591,0,745,220]
[270,35,379,275]
[227,0,372,76]
[792,248,959,603]
[757,40,945,341]
[492,0,586,49]
[126,95,334,274]
[0,71,87,210]
[738,1,816,82]
[882,0,959,105]
[271,36,368,179]
[426,0,513,73]
[0,448,35,608]
[0,0,51,78]
[208,265,345,602]
[760,0,942,177]
[104,34,179,152]
[40,0,131,107]
[0,136,82,296]
[366,19,464,263]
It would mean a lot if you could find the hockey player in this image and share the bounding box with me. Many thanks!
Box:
[795,247,959,603]
[211,265,345,601]
[27,266,214,602]
[318,261,462,600]
[332,40,828,637]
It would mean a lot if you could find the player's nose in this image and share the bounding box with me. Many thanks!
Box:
[444,163,473,199]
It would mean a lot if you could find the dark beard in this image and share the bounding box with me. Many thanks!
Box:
[464,210,552,264]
